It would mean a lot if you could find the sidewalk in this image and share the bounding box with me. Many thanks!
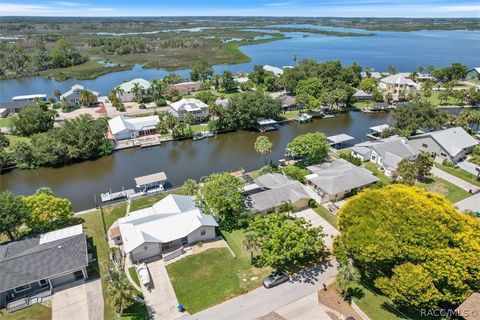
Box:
[431,167,480,193]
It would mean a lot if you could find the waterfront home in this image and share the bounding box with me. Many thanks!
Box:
[466,67,480,81]
[379,74,420,101]
[0,225,89,311]
[11,94,47,102]
[116,194,218,262]
[305,159,379,203]
[115,78,152,102]
[60,84,99,106]
[0,101,32,118]
[409,127,478,163]
[351,136,420,177]
[245,173,311,214]
[353,89,373,101]
[278,95,297,111]
[169,98,209,123]
[167,81,201,95]
[108,115,160,141]
[263,65,284,76]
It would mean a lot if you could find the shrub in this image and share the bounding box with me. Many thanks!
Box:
[155,99,167,107]
[117,104,126,112]
[339,152,362,166]
[308,199,318,208]
[61,104,80,113]
[138,103,147,109]
[282,165,309,182]
[259,165,281,175]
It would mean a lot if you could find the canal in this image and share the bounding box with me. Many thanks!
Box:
[0,110,393,211]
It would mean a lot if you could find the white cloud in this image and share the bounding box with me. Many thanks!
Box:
[436,5,480,12]
[54,1,82,6]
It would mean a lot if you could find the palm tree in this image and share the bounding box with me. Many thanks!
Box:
[254,136,273,165]
[131,82,143,102]
[279,200,294,218]
[184,113,195,126]
[243,231,259,264]
[165,114,178,132]
[337,264,361,299]
[78,89,95,107]
[108,271,136,316]
[152,79,165,100]
[53,88,62,101]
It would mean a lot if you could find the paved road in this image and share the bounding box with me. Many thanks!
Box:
[184,258,338,320]
[294,209,339,250]
[431,167,480,193]
[455,192,480,212]
[52,279,103,320]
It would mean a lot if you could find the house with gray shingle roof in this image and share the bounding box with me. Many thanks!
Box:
[305,159,379,203]
[245,173,311,214]
[352,136,420,177]
[409,127,478,163]
[0,225,89,311]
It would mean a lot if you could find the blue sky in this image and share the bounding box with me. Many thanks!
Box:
[1,0,479,17]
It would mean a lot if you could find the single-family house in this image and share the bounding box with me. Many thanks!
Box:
[245,173,311,214]
[353,89,373,101]
[108,115,160,141]
[409,127,478,163]
[0,225,89,310]
[116,78,152,102]
[305,159,379,203]
[60,84,99,106]
[167,81,201,95]
[169,99,209,123]
[278,95,297,110]
[466,68,480,81]
[379,74,420,101]
[263,65,284,76]
[0,101,33,118]
[117,194,218,262]
[351,136,420,177]
[455,292,480,320]
[11,94,47,103]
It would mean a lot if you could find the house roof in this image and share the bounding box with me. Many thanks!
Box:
[118,194,218,253]
[254,173,293,189]
[455,292,480,320]
[263,65,284,76]
[369,124,390,133]
[117,78,151,92]
[380,74,419,88]
[11,94,47,101]
[0,101,33,110]
[351,146,372,156]
[410,127,478,157]
[170,99,208,112]
[60,84,99,100]
[134,172,167,187]
[353,89,373,98]
[0,224,88,292]
[306,159,379,195]
[168,81,201,91]
[355,136,419,170]
[278,95,296,107]
[108,115,160,135]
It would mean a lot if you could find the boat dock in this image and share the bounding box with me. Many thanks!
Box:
[366,124,391,140]
[101,189,135,202]
[327,133,354,149]
[257,118,280,132]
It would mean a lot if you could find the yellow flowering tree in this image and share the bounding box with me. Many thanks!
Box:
[24,193,74,233]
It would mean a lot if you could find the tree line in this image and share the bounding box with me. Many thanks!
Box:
[87,37,151,55]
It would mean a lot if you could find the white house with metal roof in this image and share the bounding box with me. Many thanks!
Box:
[351,136,420,177]
[263,65,284,76]
[169,98,209,123]
[115,78,152,102]
[108,115,160,141]
[409,127,478,163]
[117,194,218,262]
[305,159,379,203]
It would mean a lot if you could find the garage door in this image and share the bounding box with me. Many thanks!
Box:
[50,270,85,288]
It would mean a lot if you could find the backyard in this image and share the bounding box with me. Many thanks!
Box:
[0,303,51,320]
[166,229,271,314]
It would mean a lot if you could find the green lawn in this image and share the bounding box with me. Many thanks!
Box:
[128,266,141,288]
[102,204,127,229]
[419,177,471,203]
[282,110,300,120]
[0,116,15,127]
[190,123,209,134]
[313,205,338,228]
[363,162,392,184]
[0,304,51,320]
[352,101,373,109]
[434,163,480,187]
[425,91,457,106]
[167,229,270,314]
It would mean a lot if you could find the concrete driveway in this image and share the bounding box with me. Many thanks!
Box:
[52,279,103,320]
[142,259,182,320]
[294,209,340,250]
[431,167,480,193]
[275,292,333,320]
[455,193,480,212]
[457,161,480,177]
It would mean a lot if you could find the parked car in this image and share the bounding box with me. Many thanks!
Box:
[262,271,289,288]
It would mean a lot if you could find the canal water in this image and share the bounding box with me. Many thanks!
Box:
[0,26,479,100]
[0,111,393,210]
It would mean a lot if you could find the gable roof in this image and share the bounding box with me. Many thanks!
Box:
[263,65,284,76]
[60,84,99,100]
[306,159,379,194]
[134,172,167,187]
[117,78,151,92]
[0,224,88,292]
[118,195,218,253]
[380,74,418,87]
[355,136,419,169]
[108,115,160,135]
[410,127,478,157]
[353,89,373,98]
[170,99,208,112]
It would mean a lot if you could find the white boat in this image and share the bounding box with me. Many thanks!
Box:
[135,263,151,286]
[296,113,312,123]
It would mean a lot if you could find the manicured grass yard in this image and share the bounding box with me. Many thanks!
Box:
[434,163,480,187]
[313,205,338,228]
[0,304,51,320]
[102,204,127,229]
[167,230,271,314]
[419,177,470,203]
[130,188,186,212]
[363,162,392,184]
[128,266,141,287]
[190,123,209,134]
[0,116,15,127]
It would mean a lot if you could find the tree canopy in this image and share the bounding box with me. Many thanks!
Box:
[11,106,56,136]
[0,191,30,240]
[24,193,74,233]
[190,59,213,82]
[254,136,273,164]
[337,185,480,309]
[286,132,329,165]
[247,213,325,271]
[394,101,447,137]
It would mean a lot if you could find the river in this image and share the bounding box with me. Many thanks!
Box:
[0,111,393,210]
[0,26,479,100]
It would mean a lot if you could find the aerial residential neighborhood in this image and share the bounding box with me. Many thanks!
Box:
[1,4,480,320]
